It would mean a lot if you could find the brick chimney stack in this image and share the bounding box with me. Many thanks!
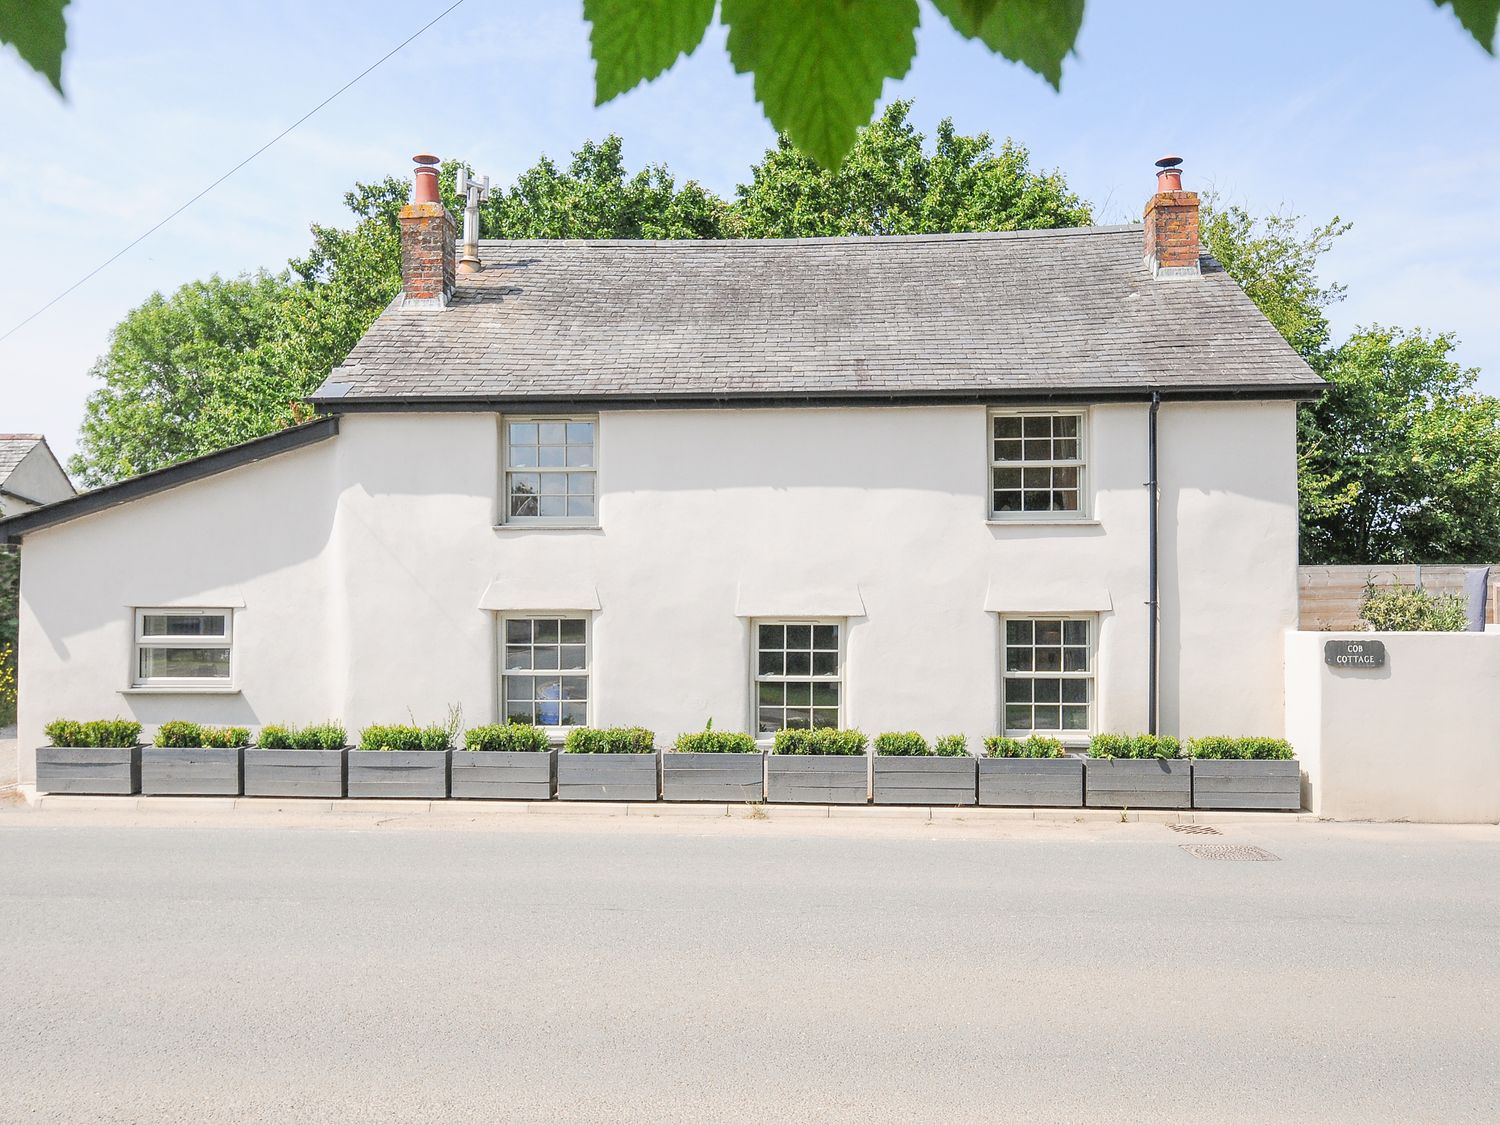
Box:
[400,154,456,307]
[1142,156,1200,280]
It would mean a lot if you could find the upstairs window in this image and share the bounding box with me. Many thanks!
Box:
[990,411,1086,519]
[504,418,597,524]
[133,609,233,688]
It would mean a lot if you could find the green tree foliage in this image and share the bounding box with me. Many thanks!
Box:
[734,100,1090,236]
[1359,580,1469,631]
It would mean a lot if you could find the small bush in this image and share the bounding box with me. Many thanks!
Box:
[1088,733,1182,759]
[45,718,143,747]
[154,720,203,748]
[674,729,759,753]
[772,728,868,755]
[200,725,250,749]
[933,734,968,757]
[465,723,550,753]
[257,724,296,749]
[1188,736,1294,760]
[0,644,16,726]
[259,722,346,749]
[564,726,656,754]
[984,735,1065,758]
[1360,581,1467,632]
[874,731,929,756]
[417,723,452,752]
[45,719,86,747]
[358,724,425,752]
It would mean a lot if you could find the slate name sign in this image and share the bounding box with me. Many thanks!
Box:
[1324,639,1386,668]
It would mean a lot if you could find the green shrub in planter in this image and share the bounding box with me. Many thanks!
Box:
[984,735,1065,758]
[200,726,250,749]
[1187,736,1294,760]
[257,724,296,749]
[45,718,143,748]
[358,724,426,752]
[1088,733,1182,759]
[933,734,968,757]
[154,720,203,749]
[564,727,656,754]
[465,723,550,753]
[258,723,347,750]
[772,728,867,755]
[874,731,928,756]
[674,729,758,753]
[37,718,144,793]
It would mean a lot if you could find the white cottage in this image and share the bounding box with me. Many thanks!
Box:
[1,157,1322,786]
[0,435,73,517]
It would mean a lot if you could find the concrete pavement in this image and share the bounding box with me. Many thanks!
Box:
[0,812,1496,1123]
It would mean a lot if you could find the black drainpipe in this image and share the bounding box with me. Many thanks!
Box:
[1147,391,1161,736]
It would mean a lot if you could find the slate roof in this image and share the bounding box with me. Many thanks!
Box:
[312,224,1322,406]
[0,435,45,483]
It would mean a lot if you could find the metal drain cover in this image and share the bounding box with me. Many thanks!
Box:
[1180,844,1280,862]
[1168,823,1220,835]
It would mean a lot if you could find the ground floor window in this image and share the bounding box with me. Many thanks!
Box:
[133,608,233,688]
[755,620,841,734]
[1002,616,1093,737]
[501,615,589,727]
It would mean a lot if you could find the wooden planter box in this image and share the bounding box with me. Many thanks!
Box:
[450,749,557,800]
[1084,757,1190,809]
[35,746,140,795]
[978,757,1083,807]
[873,756,976,806]
[1192,759,1301,811]
[766,754,868,805]
[662,752,765,802]
[242,749,346,798]
[557,752,659,801]
[141,747,243,796]
[345,750,449,799]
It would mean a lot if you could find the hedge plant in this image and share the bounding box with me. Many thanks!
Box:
[772,728,867,755]
[465,723,550,753]
[45,718,142,747]
[258,722,347,750]
[933,734,968,757]
[154,720,203,748]
[200,725,250,749]
[564,727,656,754]
[1088,733,1183,760]
[674,727,758,753]
[984,735,1065,758]
[1187,736,1294,760]
[874,731,928,756]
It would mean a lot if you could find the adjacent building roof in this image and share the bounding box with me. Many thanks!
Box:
[312,224,1323,407]
[0,435,45,482]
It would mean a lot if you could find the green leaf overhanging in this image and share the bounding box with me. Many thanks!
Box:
[1437,0,1500,53]
[931,0,1084,88]
[0,0,69,94]
[585,0,716,104]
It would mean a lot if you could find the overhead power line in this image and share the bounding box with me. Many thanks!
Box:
[0,0,469,345]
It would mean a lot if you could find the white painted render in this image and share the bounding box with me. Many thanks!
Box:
[1286,630,1500,823]
[15,401,1299,784]
[0,440,73,516]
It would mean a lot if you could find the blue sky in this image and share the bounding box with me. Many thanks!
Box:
[2,1,1497,464]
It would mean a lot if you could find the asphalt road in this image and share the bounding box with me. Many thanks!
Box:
[0,816,1496,1123]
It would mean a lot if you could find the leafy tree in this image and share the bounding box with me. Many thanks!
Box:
[734,101,1090,236]
[1300,327,1500,564]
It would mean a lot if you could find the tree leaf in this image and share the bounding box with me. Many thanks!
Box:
[931,0,1083,88]
[1437,0,1499,52]
[721,0,920,168]
[0,0,69,94]
[585,0,715,105]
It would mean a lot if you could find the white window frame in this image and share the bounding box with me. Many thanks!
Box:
[988,408,1089,521]
[1000,614,1095,743]
[132,608,234,690]
[752,618,845,741]
[498,613,591,730]
[500,415,599,527]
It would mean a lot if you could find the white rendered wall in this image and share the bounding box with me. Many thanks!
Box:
[1286,631,1500,823]
[16,402,1299,783]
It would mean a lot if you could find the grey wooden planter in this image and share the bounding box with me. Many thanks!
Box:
[767,754,868,805]
[662,752,765,802]
[450,749,557,800]
[345,750,449,799]
[1192,759,1301,811]
[978,757,1084,807]
[1084,757,1191,809]
[557,752,659,801]
[35,746,140,795]
[242,749,346,798]
[141,747,243,796]
[872,756,976,806]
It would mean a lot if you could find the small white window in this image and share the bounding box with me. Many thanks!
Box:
[754,620,842,735]
[133,609,233,688]
[1002,616,1093,738]
[990,410,1086,518]
[504,417,597,524]
[501,615,590,727]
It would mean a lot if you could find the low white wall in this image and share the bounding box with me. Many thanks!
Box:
[1286,631,1500,823]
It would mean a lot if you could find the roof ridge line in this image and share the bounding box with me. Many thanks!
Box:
[474,224,1142,249]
